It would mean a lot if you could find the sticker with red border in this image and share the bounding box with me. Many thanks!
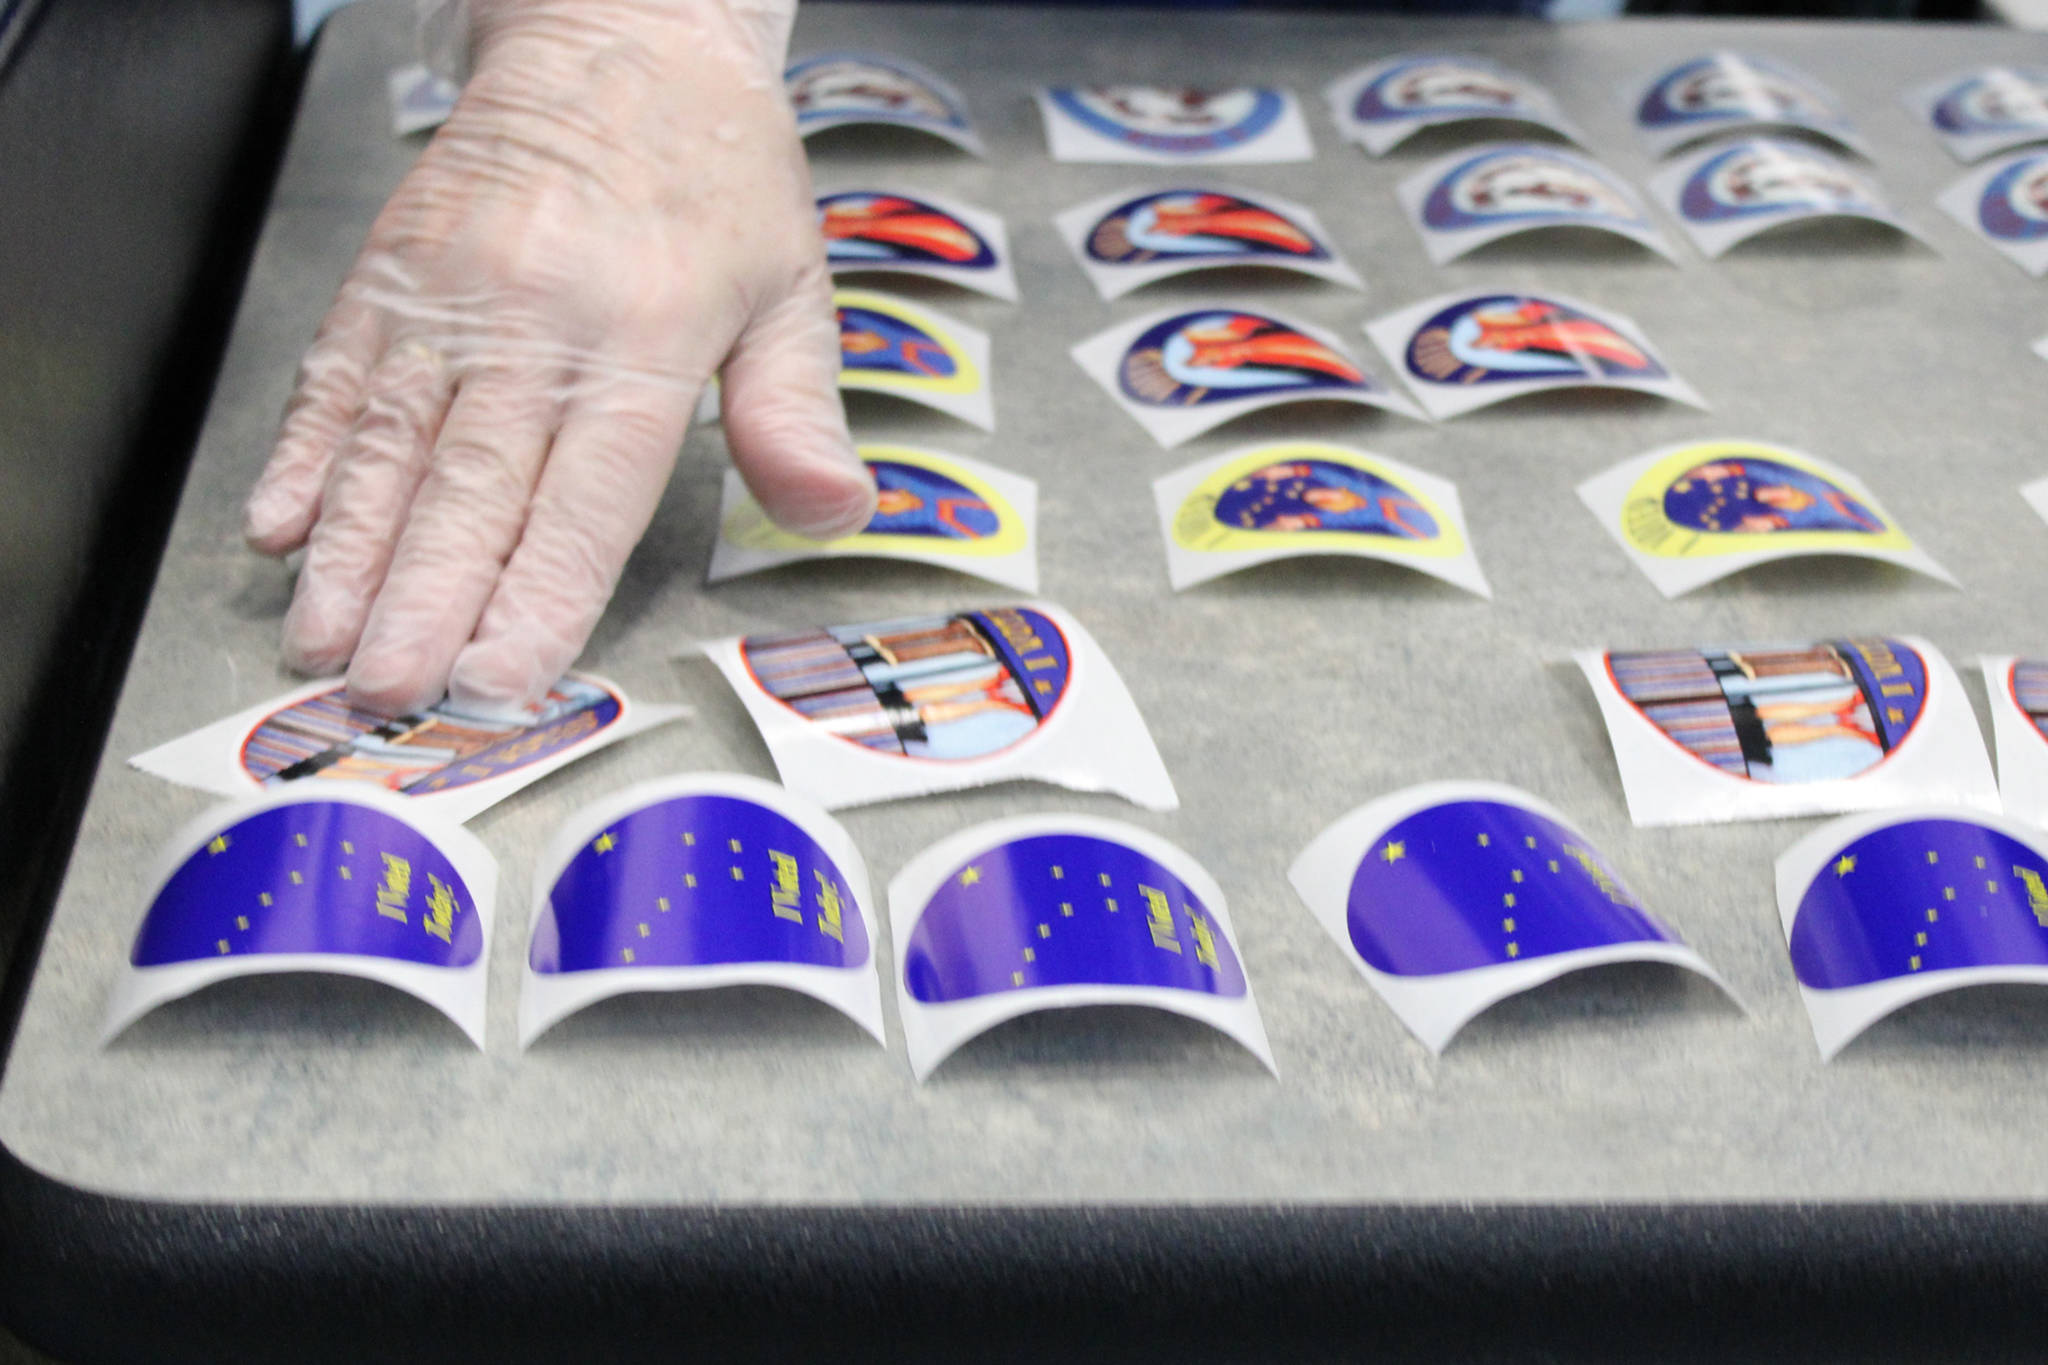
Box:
[1575,637,1996,827]
[1980,656,2048,829]
[129,673,685,825]
[699,603,1178,812]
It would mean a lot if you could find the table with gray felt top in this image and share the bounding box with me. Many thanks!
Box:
[4,3,2048,1359]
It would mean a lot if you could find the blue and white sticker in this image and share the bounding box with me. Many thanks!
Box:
[1903,66,2048,165]
[785,51,983,155]
[518,774,883,1049]
[1648,137,1924,258]
[700,602,1179,813]
[889,813,1273,1081]
[1325,54,1582,156]
[1035,86,1313,165]
[103,786,498,1047]
[1632,52,1867,159]
[1937,149,2048,277]
[1776,808,2048,1059]
[1052,183,1361,300]
[1576,636,1998,827]
[1362,290,1704,421]
[819,189,1017,301]
[1290,781,1735,1053]
[707,444,1039,593]
[1395,143,1678,265]
[1072,304,1424,448]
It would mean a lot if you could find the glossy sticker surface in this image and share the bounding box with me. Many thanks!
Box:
[833,288,994,430]
[818,190,1016,300]
[1577,439,1951,597]
[709,446,1038,592]
[1363,291,1702,420]
[1037,85,1313,164]
[1152,441,1489,596]
[1905,66,2048,163]
[1326,54,1581,155]
[1054,185,1360,299]
[1650,138,1917,258]
[1397,143,1676,264]
[1981,656,2048,830]
[786,52,982,152]
[1938,150,2048,276]
[1633,52,1863,157]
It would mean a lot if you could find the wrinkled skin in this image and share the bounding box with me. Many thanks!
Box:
[244,0,873,715]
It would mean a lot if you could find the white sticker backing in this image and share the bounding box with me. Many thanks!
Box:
[1035,85,1313,165]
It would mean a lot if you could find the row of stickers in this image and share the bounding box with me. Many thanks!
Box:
[126,607,2048,837]
[828,146,2048,285]
[702,436,1977,602]
[823,286,1706,439]
[790,50,2048,168]
[104,770,2048,1067]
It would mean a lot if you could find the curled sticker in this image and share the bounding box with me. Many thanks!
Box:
[519,774,882,1049]
[835,287,995,431]
[1981,657,2048,830]
[709,445,1038,593]
[1291,781,1735,1053]
[1151,440,1489,597]
[1902,66,2048,165]
[129,672,685,825]
[1395,143,1678,265]
[1777,808,2048,1059]
[1648,137,1926,259]
[889,814,1274,1081]
[1937,150,2048,277]
[1362,290,1704,421]
[1576,438,1953,597]
[1631,52,1866,159]
[819,189,1017,301]
[1035,85,1313,165]
[1073,304,1423,448]
[1053,183,1361,300]
[1325,54,1582,157]
[700,602,1178,812]
[1577,637,1997,827]
[104,786,497,1048]
[786,51,983,154]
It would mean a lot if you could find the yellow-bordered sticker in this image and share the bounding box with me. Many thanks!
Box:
[833,287,994,429]
[1616,440,1912,560]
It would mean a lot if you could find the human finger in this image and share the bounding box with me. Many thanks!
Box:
[244,292,386,555]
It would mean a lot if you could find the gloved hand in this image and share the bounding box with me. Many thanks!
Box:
[243,0,874,716]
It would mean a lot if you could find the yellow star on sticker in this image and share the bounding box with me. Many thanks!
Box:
[959,866,981,887]
[206,835,230,856]
[594,832,617,854]
[1380,841,1406,864]
[1834,855,1856,877]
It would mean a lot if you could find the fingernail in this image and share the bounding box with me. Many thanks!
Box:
[346,649,439,717]
[782,461,878,540]
[243,487,288,545]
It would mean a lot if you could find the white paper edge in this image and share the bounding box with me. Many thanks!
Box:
[1149,442,1490,598]
[1034,87,1314,165]
[706,454,1040,593]
[128,673,686,825]
[516,772,884,1049]
[1050,183,1363,302]
[1575,637,2000,828]
[1645,139,1926,259]
[819,187,1019,302]
[1392,144,1680,266]
[887,812,1274,1081]
[2023,477,2048,529]
[1574,438,1957,598]
[1629,53,1869,160]
[1323,56,1583,157]
[697,601,1179,813]
[835,288,995,431]
[1934,152,2048,277]
[1775,804,2048,1058]
[102,784,499,1049]
[2036,336,2048,365]
[1361,288,1706,421]
[1072,304,1424,449]
[1287,778,1736,1053]
[1980,656,2048,832]
[1902,67,2048,165]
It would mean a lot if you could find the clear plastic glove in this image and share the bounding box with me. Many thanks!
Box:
[244,0,875,715]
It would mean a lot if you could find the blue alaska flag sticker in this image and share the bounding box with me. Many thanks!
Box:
[105,787,498,1047]
[519,774,883,1048]
[1291,781,1735,1053]
[888,815,1273,1081]
[1776,809,2048,1059]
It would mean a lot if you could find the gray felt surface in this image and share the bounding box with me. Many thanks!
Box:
[4,1,2047,1205]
